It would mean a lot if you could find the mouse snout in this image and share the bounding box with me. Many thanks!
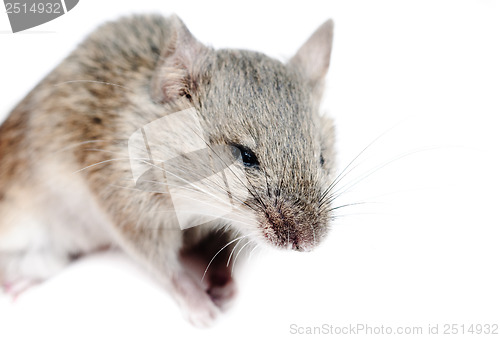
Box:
[260,200,327,252]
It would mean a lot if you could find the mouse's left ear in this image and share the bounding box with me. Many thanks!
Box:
[151,15,210,103]
[289,19,333,94]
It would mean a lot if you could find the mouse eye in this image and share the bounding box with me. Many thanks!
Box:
[320,154,325,166]
[232,144,259,168]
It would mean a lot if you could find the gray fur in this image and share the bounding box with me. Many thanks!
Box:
[0,14,335,327]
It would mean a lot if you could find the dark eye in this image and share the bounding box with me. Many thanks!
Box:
[232,144,259,168]
[320,154,325,166]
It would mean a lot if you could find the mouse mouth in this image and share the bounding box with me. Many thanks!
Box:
[261,222,316,252]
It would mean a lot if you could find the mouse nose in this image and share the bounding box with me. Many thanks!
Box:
[263,210,319,252]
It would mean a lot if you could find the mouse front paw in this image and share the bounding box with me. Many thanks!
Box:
[182,297,221,328]
[1,277,41,301]
[171,271,221,328]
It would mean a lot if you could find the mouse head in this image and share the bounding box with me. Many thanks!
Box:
[152,16,335,252]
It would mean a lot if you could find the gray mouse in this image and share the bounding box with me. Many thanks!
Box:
[0,14,335,327]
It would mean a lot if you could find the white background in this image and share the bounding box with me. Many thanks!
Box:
[1,1,499,337]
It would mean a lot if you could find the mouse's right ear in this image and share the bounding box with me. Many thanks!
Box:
[289,19,333,96]
[151,15,209,103]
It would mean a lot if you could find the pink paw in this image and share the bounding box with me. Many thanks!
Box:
[2,278,40,301]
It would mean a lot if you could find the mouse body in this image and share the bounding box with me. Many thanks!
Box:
[0,14,335,326]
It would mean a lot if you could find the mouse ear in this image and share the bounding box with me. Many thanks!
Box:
[151,15,209,103]
[289,19,333,91]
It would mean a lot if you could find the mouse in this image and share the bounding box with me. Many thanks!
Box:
[0,14,335,327]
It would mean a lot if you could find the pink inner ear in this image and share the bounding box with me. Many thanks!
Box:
[150,15,208,104]
[289,19,333,84]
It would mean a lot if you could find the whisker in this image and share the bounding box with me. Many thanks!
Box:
[107,182,257,228]
[323,202,371,213]
[153,203,256,227]
[134,178,254,210]
[320,122,404,203]
[184,125,267,211]
[53,80,132,90]
[227,238,244,267]
[151,168,260,214]
[73,157,148,174]
[247,243,260,263]
[140,160,242,208]
[330,212,384,220]
[201,235,249,283]
[329,146,446,201]
[231,240,252,275]
[262,166,272,198]
[135,158,257,210]
[76,142,260,212]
